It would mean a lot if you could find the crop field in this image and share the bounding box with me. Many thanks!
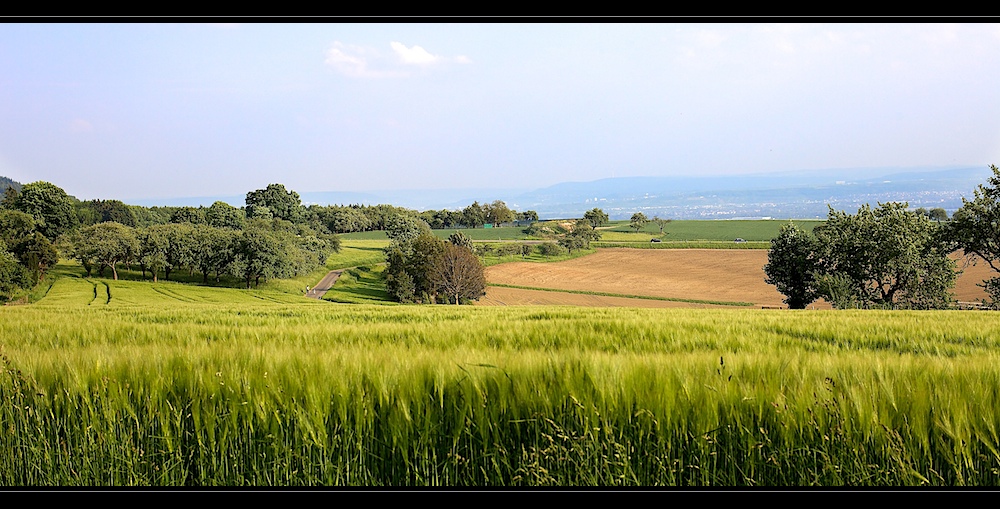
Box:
[3,268,1000,486]
[480,249,993,309]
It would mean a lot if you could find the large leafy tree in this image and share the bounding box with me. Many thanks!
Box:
[11,181,78,240]
[205,201,245,230]
[232,220,283,288]
[947,164,1000,306]
[813,202,956,309]
[461,201,486,229]
[384,231,447,303]
[484,200,514,228]
[76,222,138,280]
[79,199,138,227]
[764,223,821,309]
[137,226,169,282]
[245,183,303,223]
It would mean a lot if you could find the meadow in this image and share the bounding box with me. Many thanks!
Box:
[3,266,1000,486]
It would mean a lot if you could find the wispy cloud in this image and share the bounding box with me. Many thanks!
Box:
[326,41,469,78]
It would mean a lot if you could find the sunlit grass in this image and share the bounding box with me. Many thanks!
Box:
[3,269,1000,486]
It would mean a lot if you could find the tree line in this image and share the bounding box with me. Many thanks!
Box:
[765,165,1000,310]
[0,181,341,298]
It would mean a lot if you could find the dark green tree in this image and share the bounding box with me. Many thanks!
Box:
[814,202,956,309]
[946,164,1000,306]
[11,181,78,240]
[76,222,138,280]
[462,201,486,229]
[764,223,821,309]
[245,183,303,223]
[205,201,245,230]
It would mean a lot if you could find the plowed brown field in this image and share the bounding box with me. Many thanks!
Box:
[476,248,993,309]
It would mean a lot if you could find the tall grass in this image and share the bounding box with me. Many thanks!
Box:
[2,279,1000,485]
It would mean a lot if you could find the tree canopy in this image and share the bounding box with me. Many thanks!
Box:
[10,181,78,240]
[766,203,957,309]
[946,164,1000,306]
[245,183,303,223]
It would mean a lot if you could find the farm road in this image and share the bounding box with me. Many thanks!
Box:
[306,269,345,299]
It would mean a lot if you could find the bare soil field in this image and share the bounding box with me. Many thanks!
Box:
[477,248,993,309]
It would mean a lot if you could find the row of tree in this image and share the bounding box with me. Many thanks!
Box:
[765,165,1000,309]
[65,219,337,288]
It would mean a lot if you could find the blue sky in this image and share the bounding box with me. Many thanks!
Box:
[2,22,999,201]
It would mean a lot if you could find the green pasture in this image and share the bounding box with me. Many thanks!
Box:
[603,219,823,242]
[3,273,1000,486]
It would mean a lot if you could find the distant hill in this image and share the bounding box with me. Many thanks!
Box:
[122,165,993,220]
[0,176,22,195]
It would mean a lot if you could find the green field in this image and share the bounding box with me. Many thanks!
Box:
[604,219,823,241]
[3,268,1000,486]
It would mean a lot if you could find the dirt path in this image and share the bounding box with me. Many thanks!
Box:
[306,269,345,299]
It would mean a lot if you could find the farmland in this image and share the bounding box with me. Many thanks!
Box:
[479,249,993,309]
[3,255,1000,485]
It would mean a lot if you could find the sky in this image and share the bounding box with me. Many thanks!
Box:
[2,22,1000,202]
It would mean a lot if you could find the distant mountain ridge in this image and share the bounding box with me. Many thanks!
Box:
[56,165,997,220]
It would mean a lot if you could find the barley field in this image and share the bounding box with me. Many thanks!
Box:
[3,269,1000,486]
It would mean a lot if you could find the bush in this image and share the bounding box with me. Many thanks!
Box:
[536,242,564,257]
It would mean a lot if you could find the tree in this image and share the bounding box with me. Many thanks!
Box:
[447,231,473,250]
[136,226,169,282]
[11,181,78,240]
[517,210,539,223]
[12,232,58,284]
[947,164,1000,306]
[485,200,514,227]
[629,212,648,233]
[652,216,672,235]
[384,231,447,303]
[170,206,205,225]
[0,209,37,248]
[929,208,948,222]
[764,223,821,309]
[76,222,138,280]
[461,201,486,229]
[0,241,31,299]
[583,208,609,228]
[429,243,486,304]
[813,202,956,309]
[205,201,245,230]
[233,221,283,288]
[386,215,432,244]
[245,183,303,223]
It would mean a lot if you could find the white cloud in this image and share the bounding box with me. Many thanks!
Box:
[391,41,441,65]
[326,41,469,78]
[325,42,403,78]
